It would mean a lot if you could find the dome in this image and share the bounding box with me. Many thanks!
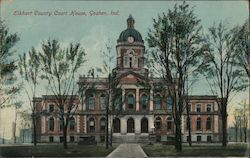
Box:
[117,15,144,43]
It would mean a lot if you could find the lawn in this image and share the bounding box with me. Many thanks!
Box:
[0,144,115,157]
[142,143,249,157]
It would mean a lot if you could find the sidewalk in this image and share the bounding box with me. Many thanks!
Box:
[106,144,148,158]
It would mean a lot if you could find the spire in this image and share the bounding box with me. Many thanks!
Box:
[127,14,135,28]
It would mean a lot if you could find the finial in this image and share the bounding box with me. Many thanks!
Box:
[127,14,135,28]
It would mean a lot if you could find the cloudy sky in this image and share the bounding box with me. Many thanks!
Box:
[0,0,249,140]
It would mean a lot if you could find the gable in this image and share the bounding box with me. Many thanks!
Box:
[119,72,149,84]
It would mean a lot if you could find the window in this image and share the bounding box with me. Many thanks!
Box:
[186,136,191,142]
[100,118,106,132]
[154,94,161,110]
[100,94,106,110]
[49,104,54,112]
[89,118,95,132]
[167,117,173,130]
[70,136,74,142]
[155,117,162,129]
[128,94,135,109]
[141,117,148,133]
[60,136,64,143]
[207,135,212,142]
[124,56,128,67]
[206,117,211,130]
[196,104,201,113]
[49,136,54,142]
[166,96,173,112]
[88,94,95,110]
[113,118,120,133]
[127,118,135,133]
[188,103,192,112]
[59,117,63,131]
[49,117,54,131]
[69,117,75,130]
[140,94,148,110]
[206,104,212,112]
[197,136,201,142]
[128,56,132,68]
[196,117,201,130]
[100,136,105,142]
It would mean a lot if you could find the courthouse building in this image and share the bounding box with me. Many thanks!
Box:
[34,15,222,143]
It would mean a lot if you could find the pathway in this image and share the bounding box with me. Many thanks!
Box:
[106,144,148,158]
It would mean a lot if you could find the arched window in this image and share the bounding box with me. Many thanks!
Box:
[154,94,161,110]
[100,118,106,132]
[69,117,75,130]
[127,118,135,133]
[49,104,54,112]
[197,117,201,130]
[128,94,135,109]
[166,96,173,112]
[59,117,63,131]
[88,94,95,110]
[113,118,121,133]
[206,117,211,130]
[141,117,148,133]
[155,117,162,129]
[167,117,173,130]
[49,117,54,131]
[100,94,106,110]
[140,94,148,110]
[89,118,95,132]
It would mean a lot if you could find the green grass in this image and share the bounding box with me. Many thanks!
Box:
[142,143,249,157]
[0,144,115,157]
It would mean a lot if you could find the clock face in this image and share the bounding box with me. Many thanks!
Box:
[127,36,134,43]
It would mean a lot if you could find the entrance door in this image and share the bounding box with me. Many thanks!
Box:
[127,118,134,133]
[141,118,148,133]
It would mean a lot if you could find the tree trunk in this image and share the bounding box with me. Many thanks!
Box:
[239,119,242,142]
[235,127,238,142]
[175,115,182,152]
[32,112,37,146]
[244,127,247,142]
[221,103,227,147]
[106,96,109,149]
[63,126,68,149]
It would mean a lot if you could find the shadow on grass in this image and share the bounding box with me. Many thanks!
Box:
[0,144,115,157]
[142,143,249,157]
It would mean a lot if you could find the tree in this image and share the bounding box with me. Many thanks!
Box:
[39,39,86,149]
[147,2,204,152]
[233,108,241,142]
[97,40,122,148]
[18,48,40,146]
[0,20,20,108]
[12,101,22,143]
[201,22,247,146]
[232,22,249,78]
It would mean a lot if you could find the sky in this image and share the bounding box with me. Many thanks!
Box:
[0,0,249,140]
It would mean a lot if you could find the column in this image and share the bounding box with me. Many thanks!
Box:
[136,88,140,111]
[148,116,154,133]
[135,117,141,134]
[121,117,127,134]
[77,115,80,133]
[149,88,154,111]
[122,89,126,110]
[84,115,87,133]
[82,90,86,111]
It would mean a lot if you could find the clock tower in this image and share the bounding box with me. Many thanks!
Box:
[114,15,148,78]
